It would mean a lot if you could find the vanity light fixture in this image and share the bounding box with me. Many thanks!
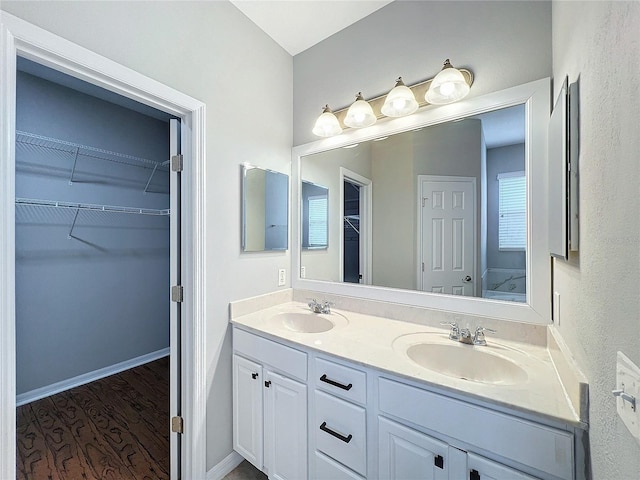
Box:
[312,105,343,137]
[312,60,473,137]
[425,59,471,105]
[343,92,377,129]
[381,77,419,117]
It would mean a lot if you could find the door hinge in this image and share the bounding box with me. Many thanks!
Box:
[171,416,184,434]
[171,285,184,303]
[422,262,425,272]
[171,154,184,172]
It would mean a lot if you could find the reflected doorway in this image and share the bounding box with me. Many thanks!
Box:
[340,168,372,285]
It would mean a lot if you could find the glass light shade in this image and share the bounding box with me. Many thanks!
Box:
[381,77,419,117]
[343,93,377,128]
[312,105,343,137]
[425,59,470,105]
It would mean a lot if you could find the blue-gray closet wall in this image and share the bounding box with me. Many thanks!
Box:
[15,70,170,396]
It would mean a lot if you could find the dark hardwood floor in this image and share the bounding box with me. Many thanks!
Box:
[16,357,170,480]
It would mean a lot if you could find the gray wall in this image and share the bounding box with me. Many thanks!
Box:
[15,71,170,395]
[552,1,640,478]
[371,120,483,290]
[293,0,552,145]
[1,1,293,470]
[486,143,526,270]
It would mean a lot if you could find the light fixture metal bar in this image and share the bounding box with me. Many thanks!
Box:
[332,69,473,129]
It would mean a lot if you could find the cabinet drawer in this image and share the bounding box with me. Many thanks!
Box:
[315,357,367,405]
[233,328,307,382]
[313,451,365,480]
[314,390,367,476]
[378,377,573,480]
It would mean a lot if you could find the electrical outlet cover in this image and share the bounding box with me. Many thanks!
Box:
[616,351,640,444]
[278,268,286,286]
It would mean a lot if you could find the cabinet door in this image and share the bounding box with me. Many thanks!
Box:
[467,452,539,480]
[233,354,263,470]
[264,370,308,480]
[379,417,448,480]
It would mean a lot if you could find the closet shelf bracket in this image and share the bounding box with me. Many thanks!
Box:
[68,207,80,239]
[144,159,171,194]
[69,147,80,185]
[344,216,360,235]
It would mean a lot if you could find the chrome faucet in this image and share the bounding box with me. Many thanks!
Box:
[308,299,332,314]
[441,322,496,346]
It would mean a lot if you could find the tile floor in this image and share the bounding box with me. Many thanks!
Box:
[223,460,267,480]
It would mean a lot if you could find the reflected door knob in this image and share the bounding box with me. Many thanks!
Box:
[463,275,472,282]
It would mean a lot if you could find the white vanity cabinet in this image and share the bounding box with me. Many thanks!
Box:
[232,326,578,480]
[233,328,308,479]
[378,377,574,480]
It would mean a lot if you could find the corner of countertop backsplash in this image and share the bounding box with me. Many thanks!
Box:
[292,289,548,347]
[229,288,293,319]
[547,326,589,427]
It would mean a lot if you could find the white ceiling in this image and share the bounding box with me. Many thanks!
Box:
[229,0,394,56]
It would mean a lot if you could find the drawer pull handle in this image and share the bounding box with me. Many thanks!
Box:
[320,374,353,391]
[319,422,352,443]
[470,469,480,480]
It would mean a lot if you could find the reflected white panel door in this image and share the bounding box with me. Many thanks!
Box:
[420,176,475,295]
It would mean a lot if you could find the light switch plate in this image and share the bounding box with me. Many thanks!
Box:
[615,351,640,444]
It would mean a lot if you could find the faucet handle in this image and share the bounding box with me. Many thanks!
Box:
[440,321,460,340]
[321,301,333,314]
[472,326,497,346]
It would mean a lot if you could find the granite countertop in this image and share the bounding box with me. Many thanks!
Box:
[231,300,587,429]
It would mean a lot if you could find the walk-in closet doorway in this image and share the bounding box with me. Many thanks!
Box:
[15,58,178,479]
[1,12,207,480]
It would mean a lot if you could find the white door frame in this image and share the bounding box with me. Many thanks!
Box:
[0,12,207,480]
[339,167,372,285]
[416,175,477,295]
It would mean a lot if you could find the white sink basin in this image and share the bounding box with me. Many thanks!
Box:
[270,311,348,333]
[394,333,529,385]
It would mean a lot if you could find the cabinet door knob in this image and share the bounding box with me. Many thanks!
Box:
[251,373,258,379]
[434,454,444,469]
[264,380,271,388]
[470,469,481,480]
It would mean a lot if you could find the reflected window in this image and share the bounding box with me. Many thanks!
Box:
[308,195,328,247]
[302,181,328,249]
[498,171,526,250]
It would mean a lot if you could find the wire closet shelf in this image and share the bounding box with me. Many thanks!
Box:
[15,130,170,192]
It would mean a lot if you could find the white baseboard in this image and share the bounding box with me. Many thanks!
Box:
[207,451,244,480]
[16,347,170,406]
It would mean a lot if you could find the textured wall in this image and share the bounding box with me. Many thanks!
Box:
[293,0,552,145]
[552,1,640,478]
[1,1,293,470]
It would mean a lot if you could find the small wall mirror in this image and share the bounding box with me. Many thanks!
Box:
[301,180,329,249]
[242,165,288,252]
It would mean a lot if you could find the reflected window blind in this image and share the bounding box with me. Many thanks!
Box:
[498,171,526,250]
[308,195,327,246]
